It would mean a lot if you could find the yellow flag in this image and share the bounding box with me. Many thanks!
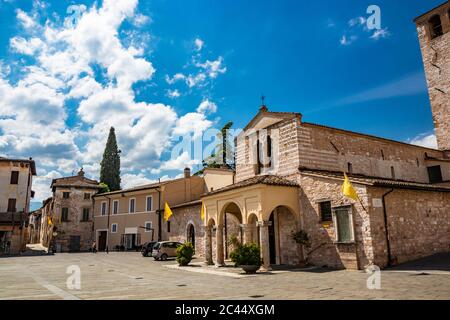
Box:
[164,202,173,221]
[200,202,205,221]
[341,173,359,201]
[47,216,52,226]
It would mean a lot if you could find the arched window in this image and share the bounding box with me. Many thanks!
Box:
[429,15,443,39]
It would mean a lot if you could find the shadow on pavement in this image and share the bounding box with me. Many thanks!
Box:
[387,253,450,272]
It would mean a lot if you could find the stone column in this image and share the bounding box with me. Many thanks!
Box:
[215,225,225,267]
[241,224,253,244]
[204,226,213,265]
[258,221,272,271]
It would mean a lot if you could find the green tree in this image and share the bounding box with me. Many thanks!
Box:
[100,127,121,191]
[203,121,234,169]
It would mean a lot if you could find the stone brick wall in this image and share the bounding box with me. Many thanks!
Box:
[298,174,370,269]
[235,113,449,185]
[415,4,450,152]
[367,187,450,266]
[53,188,96,252]
[167,204,205,257]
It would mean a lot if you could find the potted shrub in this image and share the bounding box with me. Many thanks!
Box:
[176,242,195,266]
[230,243,261,274]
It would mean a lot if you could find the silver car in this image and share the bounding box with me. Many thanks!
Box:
[152,241,182,261]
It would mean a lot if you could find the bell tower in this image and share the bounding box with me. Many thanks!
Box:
[414,2,450,156]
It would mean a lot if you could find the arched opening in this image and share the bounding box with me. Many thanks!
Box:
[187,223,195,248]
[429,14,443,39]
[217,202,243,264]
[268,206,301,266]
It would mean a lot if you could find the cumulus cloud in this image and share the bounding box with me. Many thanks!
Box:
[196,99,217,114]
[0,0,221,201]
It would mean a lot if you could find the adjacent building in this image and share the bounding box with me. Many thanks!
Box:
[40,169,102,252]
[414,1,450,155]
[93,168,209,252]
[0,157,36,255]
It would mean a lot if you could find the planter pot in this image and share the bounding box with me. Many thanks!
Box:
[241,265,260,274]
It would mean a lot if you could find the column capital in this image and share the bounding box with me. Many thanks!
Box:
[257,221,272,228]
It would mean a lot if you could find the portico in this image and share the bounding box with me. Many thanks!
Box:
[202,176,303,270]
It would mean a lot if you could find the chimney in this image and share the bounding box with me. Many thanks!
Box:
[184,167,191,178]
[77,168,85,177]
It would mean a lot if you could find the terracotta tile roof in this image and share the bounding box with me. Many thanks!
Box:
[93,178,185,197]
[0,157,37,175]
[299,168,450,193]
[204,175,299,196]
[170,199,202,210]
[51,175,102,189]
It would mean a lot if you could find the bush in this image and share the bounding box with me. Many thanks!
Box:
[230,243,261,267]
[176,242,195,266]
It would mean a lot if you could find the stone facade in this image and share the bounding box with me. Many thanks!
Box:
[415,2,450,153]
[167,203,205,257]
[40,169,101,252]
[0,157,36,255]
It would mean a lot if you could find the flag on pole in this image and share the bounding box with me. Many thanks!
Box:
[164,202,173,221]
[341,173,359,201]
[47,216,52,226]
[200,202,205,221]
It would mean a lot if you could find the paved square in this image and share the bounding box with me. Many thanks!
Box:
[0,252,449,300]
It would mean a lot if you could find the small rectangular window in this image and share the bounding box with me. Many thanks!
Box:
[334,207,354,243]
[145,221,152,232]
[7,198,16,212]
[84,193,91,200]
[113,200,119,215]
[347,162,353,174]
[428,166,443,183]
[146,196,153,212]
[319,201,332,222]
[167,221,171,233]
[82,208,90,222]
[391,166,396,179]
[10,171,19,185]
[101,202,107,216]
[111,223,118,233]
[129,198,136,213]
[63,192,70,199]
[61,208,69,222]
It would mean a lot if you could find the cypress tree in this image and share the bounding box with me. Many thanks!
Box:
[100,127,121,191]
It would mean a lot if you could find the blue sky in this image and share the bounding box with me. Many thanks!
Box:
[0,0,443,202]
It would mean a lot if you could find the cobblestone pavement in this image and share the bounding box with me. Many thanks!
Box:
[0,252,449,300]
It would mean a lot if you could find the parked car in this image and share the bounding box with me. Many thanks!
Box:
[152,241,182,261]
[141,242,157,257]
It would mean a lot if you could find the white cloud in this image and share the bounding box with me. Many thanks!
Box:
[1,0,222,201]
[340,35,357,46]
[166,89,181,99]
[173,112,213,139]
[195,56,226,79]
[132,13,150,27]
[370,28,390,40]
[194,38,204,51]
[122,173,155,189]
[196,99,217,114]
[348,16,366,27]
[408,133,438,149]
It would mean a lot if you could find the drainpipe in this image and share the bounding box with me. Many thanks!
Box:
[382,188,394,266]
[157,179,162,242]
[106,196,111,252]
